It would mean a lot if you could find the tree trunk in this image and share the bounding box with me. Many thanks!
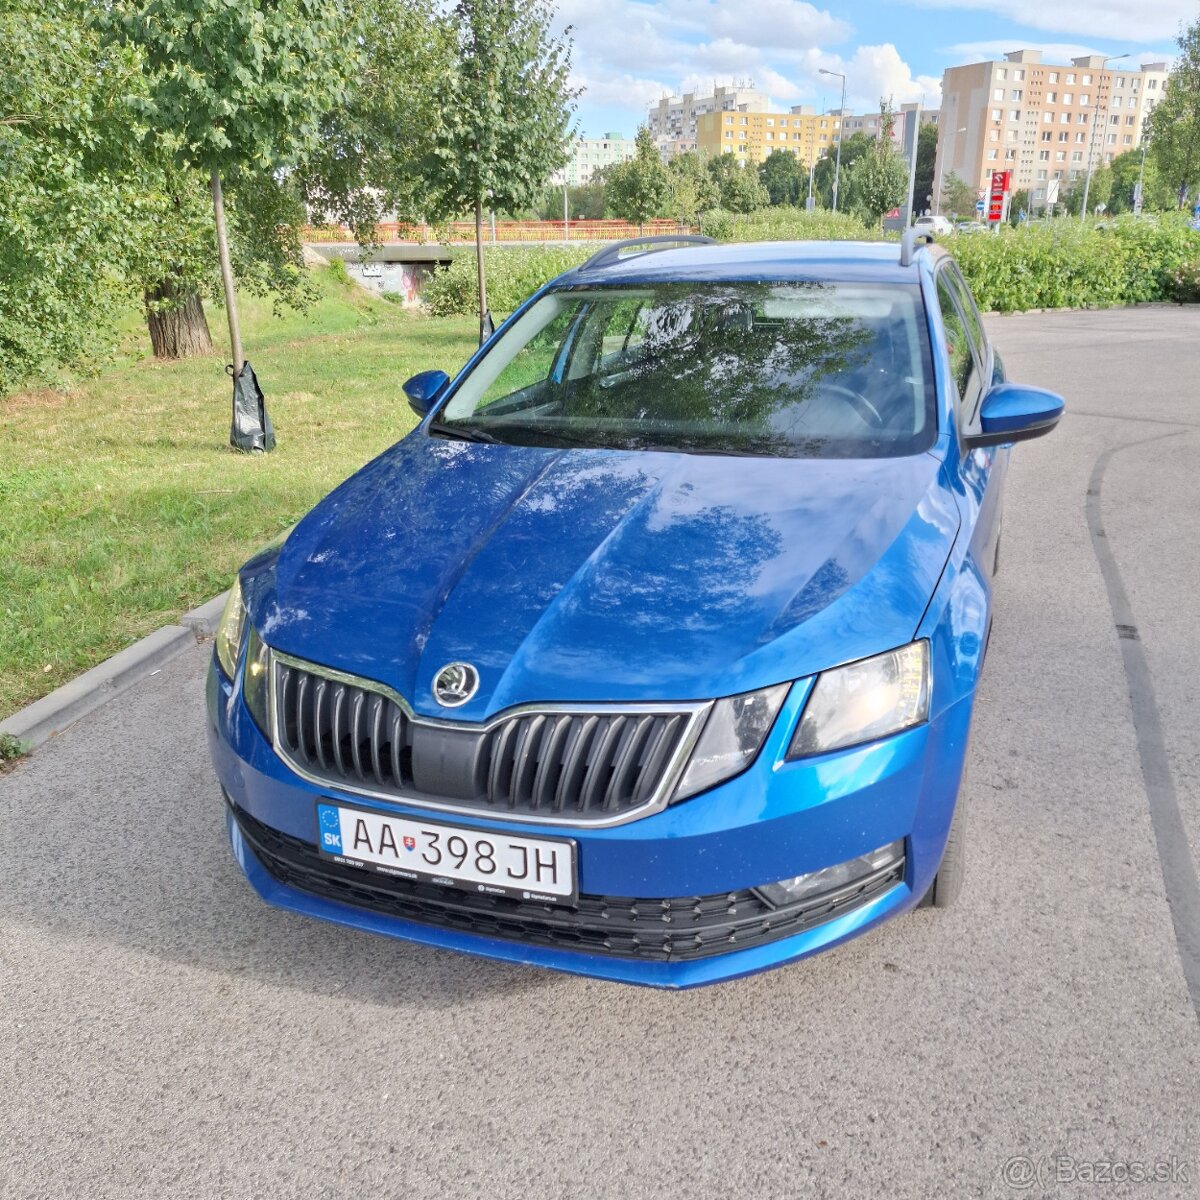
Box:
[210,169,244,374]
[475,196,489,346]
[144,278,214,360]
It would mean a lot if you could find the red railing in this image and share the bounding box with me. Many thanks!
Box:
[303,219,691,244]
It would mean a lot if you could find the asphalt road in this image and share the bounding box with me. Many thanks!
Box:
[2,306,1199,1200]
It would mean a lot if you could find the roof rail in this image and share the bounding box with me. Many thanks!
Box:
[899,227,936,268]
[577,234,716,274]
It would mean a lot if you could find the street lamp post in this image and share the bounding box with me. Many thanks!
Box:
[934,125,968,216]
[1080,53,1130,223]
[819,69,847,212]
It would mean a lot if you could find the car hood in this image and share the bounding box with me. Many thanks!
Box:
[249,433,959,719]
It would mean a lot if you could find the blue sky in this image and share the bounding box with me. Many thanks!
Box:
[553,0,1192,135]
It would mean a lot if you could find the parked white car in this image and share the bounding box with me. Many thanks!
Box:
[912,215,955,236]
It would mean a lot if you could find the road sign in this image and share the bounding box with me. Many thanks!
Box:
[988,170,1012,224]
[976,199,986,213]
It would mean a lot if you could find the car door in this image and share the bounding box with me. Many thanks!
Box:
[934,264,1005,580]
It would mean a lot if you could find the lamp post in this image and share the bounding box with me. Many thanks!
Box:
[1135,119,1152,214]
[934,126,968,216]
[1080,53,1129,223]
[819,68,847,212]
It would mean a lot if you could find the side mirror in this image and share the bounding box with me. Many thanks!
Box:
[402,369,450,418]
[966,382,1064,449]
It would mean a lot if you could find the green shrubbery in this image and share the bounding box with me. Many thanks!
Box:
[419,213,1200,318]
[422,245,589,317]
[701,206,880,242]
[943,215,1200,310]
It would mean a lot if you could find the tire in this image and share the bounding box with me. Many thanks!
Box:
[920,779,967,909]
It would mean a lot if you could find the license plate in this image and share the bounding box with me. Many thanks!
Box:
[315,802,577,904]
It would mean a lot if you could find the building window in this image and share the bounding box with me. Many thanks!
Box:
[1126,115,1136,126]
[1006,148,1016,159]
[992,108,1002,120]
[725,130,732,139]
[1082,74,1092,85]
[1080,94,1090,106]
[1009,110,1021,120]
[1046,92,1056,103]
[1075,132,1085,143]
[1049,71,1059,82]
[1011,89,1022,101]
[1078,113,1088,124]
[1124,134,1134,144]
[1034,188,1045,199]
[1014,69,1025,81]
[1038,150,1050,160]
[725,116,733,125]
[1063,93,1073,104]
[989,129,999,141]
[997,67,1007,79]
[1037,167,1048,177]
[1060,112,1070,124]
[1007,129,1018,142]
[1055,151,1066,161]
[993,88,1004,100]
[1066,72,1076,83]
[765,131,773,140]
[1117,76,1126,87]
[987,149,998,160]
[1148,78,1158,89]
[1042,131,1052,141]
[766,118,774,126]
[1071,151,1083,162]
[1043,111,1053,124]
[739,116,748,124]
[739,131,746,140]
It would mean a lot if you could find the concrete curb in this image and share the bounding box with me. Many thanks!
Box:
[0,591,228,752]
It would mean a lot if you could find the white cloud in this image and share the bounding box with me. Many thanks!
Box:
[551,1,939,127]
[911,0,1192,42]
[945,40,1176,68]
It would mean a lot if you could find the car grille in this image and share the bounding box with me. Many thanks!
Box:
[272,657,700,824]
[231,804,906,964]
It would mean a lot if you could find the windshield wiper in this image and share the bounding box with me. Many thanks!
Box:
[428,421,502,444]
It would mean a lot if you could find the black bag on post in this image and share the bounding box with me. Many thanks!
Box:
[229,360,276,453]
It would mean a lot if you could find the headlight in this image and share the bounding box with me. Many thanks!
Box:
[674,683,790,800]
[789,641,930,758]
[243,625,272,740]
[214,577,246,680]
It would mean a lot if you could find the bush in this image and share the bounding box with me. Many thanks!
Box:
[944,215,1200,311]
[703,206,880,242]
[422,245,589,317]
[326,255,351,285]
[418,212,1200,318]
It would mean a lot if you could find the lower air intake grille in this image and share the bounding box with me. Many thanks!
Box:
[232,804,906,963]
[273,658,698,823]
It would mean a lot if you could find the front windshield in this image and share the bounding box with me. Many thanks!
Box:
[434,282,936,459]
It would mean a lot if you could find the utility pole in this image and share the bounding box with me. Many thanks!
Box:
[1081,54,1129,223]
[934,119,968,217]
[820,69,847,211]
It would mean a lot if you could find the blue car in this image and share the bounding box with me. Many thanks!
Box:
[208,234,1064,988]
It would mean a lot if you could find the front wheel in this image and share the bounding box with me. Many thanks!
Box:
[919,779,966,909]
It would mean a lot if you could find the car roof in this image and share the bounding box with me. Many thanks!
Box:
[563,239,945,288]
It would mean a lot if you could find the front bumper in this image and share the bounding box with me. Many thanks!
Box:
[209,652,974,988]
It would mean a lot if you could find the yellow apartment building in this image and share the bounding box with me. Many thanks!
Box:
[696,106,842,168]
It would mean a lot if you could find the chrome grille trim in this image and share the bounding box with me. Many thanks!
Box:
[268,649,711,828]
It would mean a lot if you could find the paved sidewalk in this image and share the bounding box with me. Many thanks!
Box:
[1,307,1198,1199]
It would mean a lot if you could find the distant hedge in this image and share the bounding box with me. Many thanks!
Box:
[419,213,1200,317]
[943,216,1200,310]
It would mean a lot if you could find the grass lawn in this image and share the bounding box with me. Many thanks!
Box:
[0,269,478,719]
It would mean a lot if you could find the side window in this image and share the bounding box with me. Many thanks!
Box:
[935,273,984,429]
[945,267,988,373]
[479,305,576,406]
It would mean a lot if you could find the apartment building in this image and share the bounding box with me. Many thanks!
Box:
[695,106,842,168]
[550,133,637,187]
[937,50,1168,209]
[647,84,769,157]
[696,102,939,170]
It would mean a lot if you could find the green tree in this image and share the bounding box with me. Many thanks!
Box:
[759,149,805,206]
[707,155,770,212]
[606,126,673,231]
[812,132,873,209]
[666,151,720,227]
[102,0,355,374]
[913,122,938,216]
[422,0,576,342]
[940,171,978,219]
[1008,188,1030,225]
[1150,15,1200,208]
[846,103,907,226]
[1105,148,1173,213]
[300,0,452,238]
